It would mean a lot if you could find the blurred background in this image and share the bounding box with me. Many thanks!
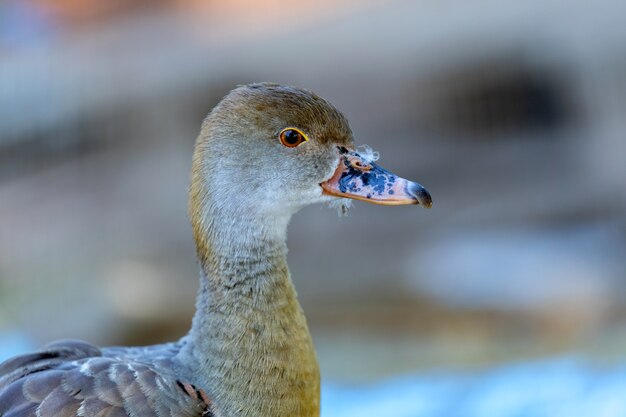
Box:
[1,0,626,415]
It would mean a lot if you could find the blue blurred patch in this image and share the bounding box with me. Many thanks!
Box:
[0,0,58,48]
[322,358,626,417]
[0,332,34,363]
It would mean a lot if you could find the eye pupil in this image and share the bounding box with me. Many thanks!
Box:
[284,130,300,144]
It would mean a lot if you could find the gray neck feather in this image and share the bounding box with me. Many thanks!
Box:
[179,206,320,417]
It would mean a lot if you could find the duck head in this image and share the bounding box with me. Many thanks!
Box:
[186,83,432,417]
[190,83,431,245]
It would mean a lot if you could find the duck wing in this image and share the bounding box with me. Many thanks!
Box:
[0,340,215,417]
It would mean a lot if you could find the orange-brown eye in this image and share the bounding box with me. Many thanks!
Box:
[279,128,308,148]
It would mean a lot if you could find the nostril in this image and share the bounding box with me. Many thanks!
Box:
[350,160,372,171]
[408,182,433,208]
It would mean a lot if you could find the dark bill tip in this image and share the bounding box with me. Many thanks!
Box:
[408,182,433,208]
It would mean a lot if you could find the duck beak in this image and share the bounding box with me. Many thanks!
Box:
[320,148,433,207]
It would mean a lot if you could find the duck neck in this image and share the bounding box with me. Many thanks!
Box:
[182,209,320,417]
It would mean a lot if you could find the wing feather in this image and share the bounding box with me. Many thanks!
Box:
[0,340,215,417]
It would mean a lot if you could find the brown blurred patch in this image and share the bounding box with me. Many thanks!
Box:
[29,0,171,28]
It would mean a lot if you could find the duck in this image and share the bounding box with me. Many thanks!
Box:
[0,83,432,417]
